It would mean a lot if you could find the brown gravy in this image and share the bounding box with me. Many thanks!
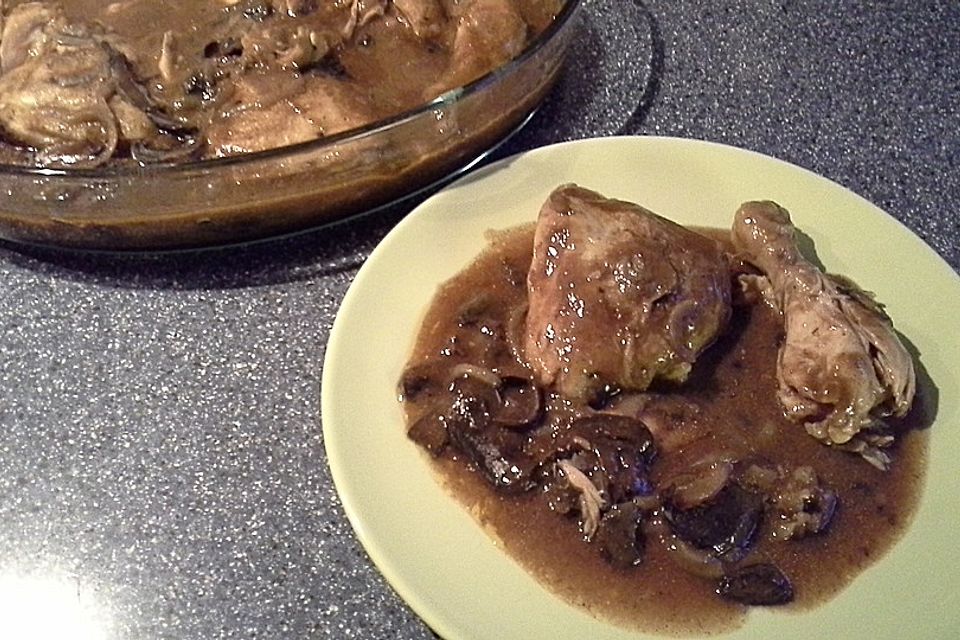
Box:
[402,224,928,635]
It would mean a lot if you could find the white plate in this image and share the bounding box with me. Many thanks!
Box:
[321,136,960,639]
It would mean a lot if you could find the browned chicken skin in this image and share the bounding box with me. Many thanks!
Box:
[732,201,916,468]
[523,184,732,403]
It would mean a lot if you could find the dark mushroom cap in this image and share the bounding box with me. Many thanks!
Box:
[595,502,646,569]
[445,384,535,494]
[407,411,448,455]
[717,563,794,606]
[492,375,543,428]
[567,415,657,503]
[665,484,763,560]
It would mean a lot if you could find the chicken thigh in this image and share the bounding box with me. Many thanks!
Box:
[523,184,732,403]
[731,201,916,468]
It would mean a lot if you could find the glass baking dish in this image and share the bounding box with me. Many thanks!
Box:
[0,0,582,251]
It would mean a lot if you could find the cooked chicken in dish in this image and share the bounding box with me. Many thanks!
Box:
[524,184,732,403]
[393,0,446,39]
[0,3,195,167]
[732,201,916,469]
[0,0,562,167]
[399,185,925,630]
[437,0,528,94]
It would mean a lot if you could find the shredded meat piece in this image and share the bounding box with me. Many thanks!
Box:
[557,457,607,540]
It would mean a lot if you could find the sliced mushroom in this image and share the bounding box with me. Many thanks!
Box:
[401,359,544,490]
[445,395,534,493]
[407,411,448,454]
[129,137,201,164]
[665,484,763,562]
[717,563,794,606]
[398,360,450,404]
[449,366,501,413]
[105,42,201,162]
[567,415,657,504]
[449,364,542,429]
[449,363,500,388]
[662,453,735,510]
[492,375,542,428]
[594,502,645,568]
[647,514,725,579]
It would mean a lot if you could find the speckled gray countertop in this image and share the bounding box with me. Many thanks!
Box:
[0,1,957,639]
